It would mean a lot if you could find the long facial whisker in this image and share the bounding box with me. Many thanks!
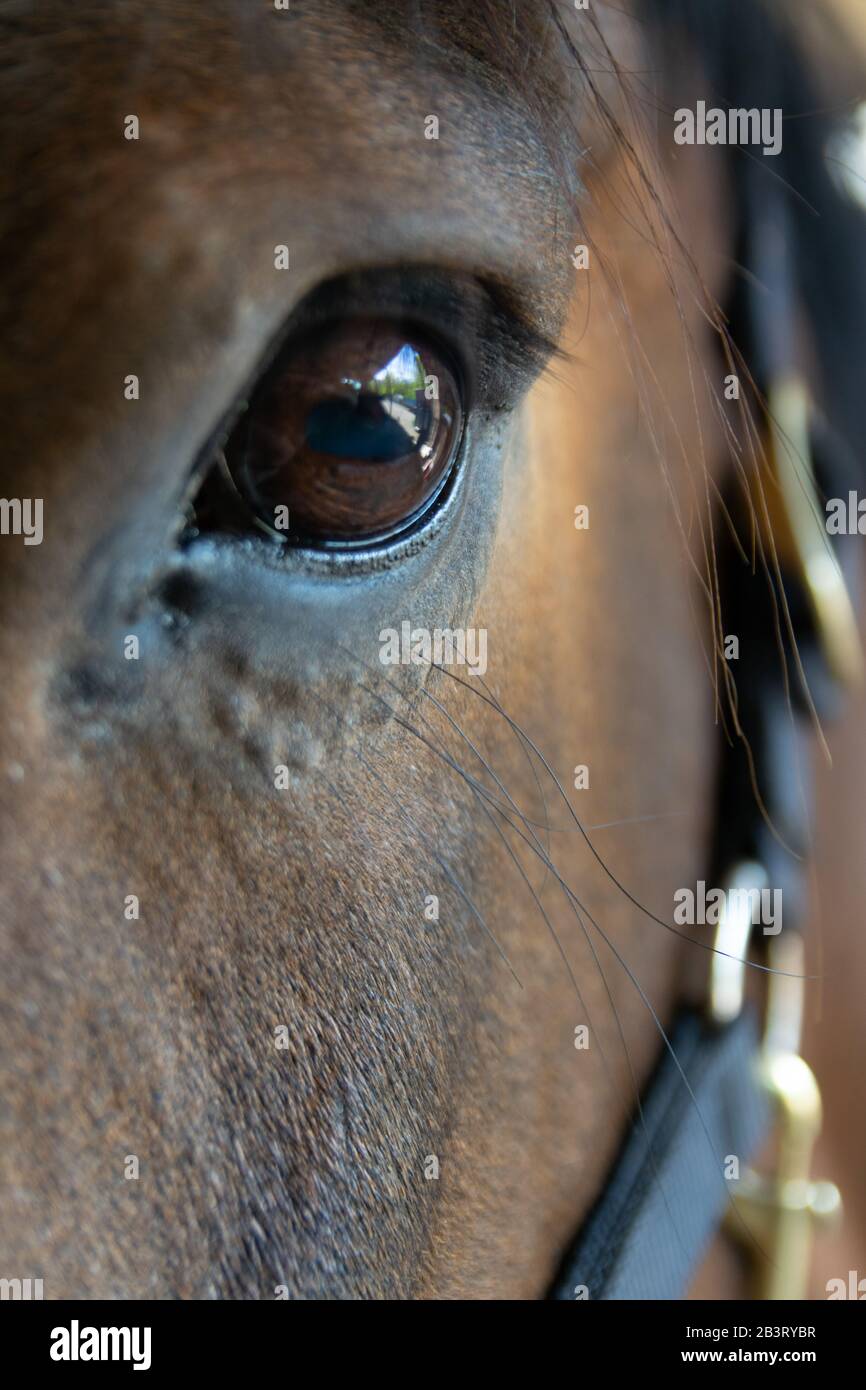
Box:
[325,633,770,1264]
[425,662,812,980]
[354,750,523,987]
[426,680,556,898]
[346,656,721,1265]
[455,681,771,1258]
[413,697,694,1207]
[314,695,523,987]
[333,657,639,1097]
[588,811,690,831]
[328,635,804,978]
[346,664,691,1216]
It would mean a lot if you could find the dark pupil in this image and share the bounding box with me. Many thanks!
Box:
[305,345,433,463]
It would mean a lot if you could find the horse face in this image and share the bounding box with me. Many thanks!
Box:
[0,0,733,1296]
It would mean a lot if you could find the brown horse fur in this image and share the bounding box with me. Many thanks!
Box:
[0,0,863,1299]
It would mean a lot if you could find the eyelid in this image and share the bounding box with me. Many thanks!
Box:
[180,265,565,587]
[269,266,561,410]
[185,265,558,512]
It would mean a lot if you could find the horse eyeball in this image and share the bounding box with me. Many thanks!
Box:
[219,320,463,546]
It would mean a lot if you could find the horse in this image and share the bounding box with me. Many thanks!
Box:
[1,0,865,1300]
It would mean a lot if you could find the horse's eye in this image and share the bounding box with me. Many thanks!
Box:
[199,320,463,548]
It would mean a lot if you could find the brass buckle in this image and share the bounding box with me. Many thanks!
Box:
[710,888,841,1298]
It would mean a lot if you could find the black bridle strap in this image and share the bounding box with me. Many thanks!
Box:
[548,1009,769,1300]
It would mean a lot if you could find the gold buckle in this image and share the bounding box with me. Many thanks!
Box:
[710,896,841,1298]
[705,376,855,1294]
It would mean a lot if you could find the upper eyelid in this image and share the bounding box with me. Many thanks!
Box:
[183,273,469,496]
[182,265,558,570]
[261,266,561,407]
[187,265,558,501]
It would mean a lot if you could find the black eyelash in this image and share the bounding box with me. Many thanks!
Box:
[273,265,561,411]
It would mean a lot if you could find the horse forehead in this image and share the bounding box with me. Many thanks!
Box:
[16,0,570,118]
[0,1,578,253]
[0,0,579,437]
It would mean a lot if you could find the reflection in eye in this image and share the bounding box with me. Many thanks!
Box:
[199,320,463,547]
[306,344,429,461]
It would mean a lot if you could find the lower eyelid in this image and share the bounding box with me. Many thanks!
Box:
[181,407,477,578]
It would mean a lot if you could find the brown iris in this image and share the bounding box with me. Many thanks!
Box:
[220,320,462,545]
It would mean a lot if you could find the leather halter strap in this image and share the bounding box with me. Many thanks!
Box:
[548,1010,769,1300]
